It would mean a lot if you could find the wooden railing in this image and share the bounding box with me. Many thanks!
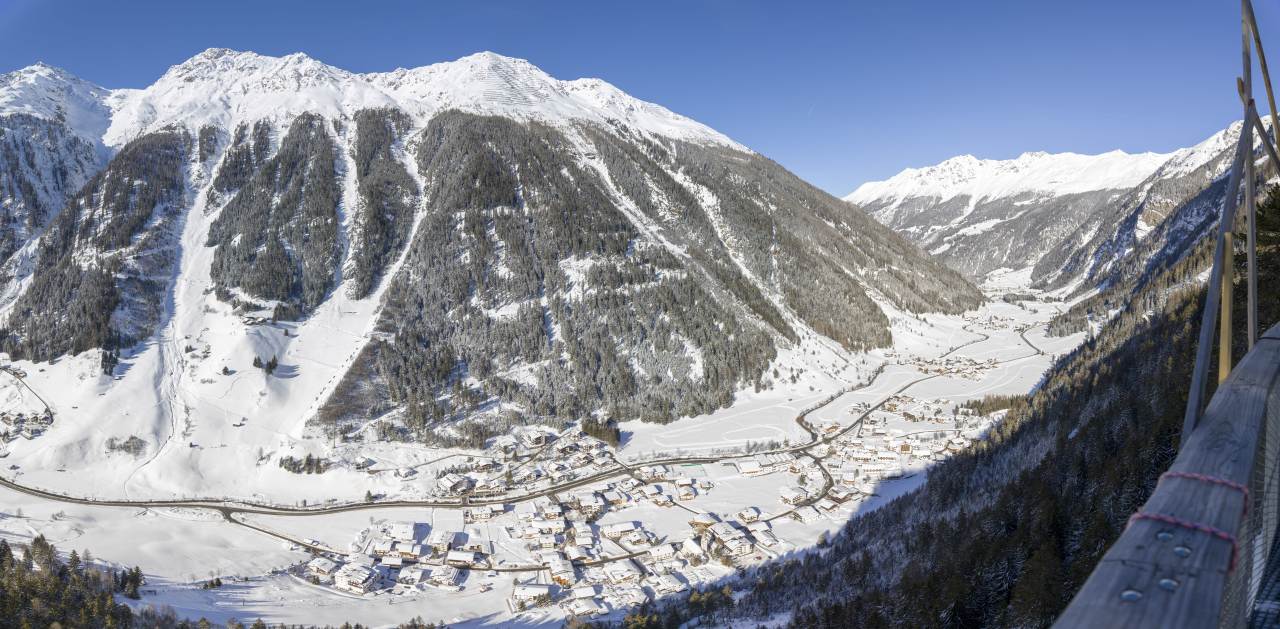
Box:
[1055,2,1280,626]
[1054,326,1280,627]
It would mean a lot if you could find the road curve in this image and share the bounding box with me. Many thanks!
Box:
[0,312,1048,572]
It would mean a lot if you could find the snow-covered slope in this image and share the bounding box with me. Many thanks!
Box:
[847,125,1247,291]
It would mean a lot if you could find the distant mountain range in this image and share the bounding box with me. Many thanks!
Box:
[0,50,981,448]
[847,125,1243,294]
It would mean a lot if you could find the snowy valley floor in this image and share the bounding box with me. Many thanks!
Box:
[0,293,1083,627]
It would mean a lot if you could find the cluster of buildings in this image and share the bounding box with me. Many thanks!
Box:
[425,428,619,500]
[0,409,52,442]
[303,520,494,595]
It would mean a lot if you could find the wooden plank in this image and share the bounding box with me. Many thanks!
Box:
[1055,323,1280,628]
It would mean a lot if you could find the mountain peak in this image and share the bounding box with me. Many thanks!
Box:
[0,61,111,141]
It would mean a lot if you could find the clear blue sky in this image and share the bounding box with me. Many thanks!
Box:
[0,0,1273,195]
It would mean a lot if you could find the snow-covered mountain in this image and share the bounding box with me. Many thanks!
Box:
[0,49,982,490]
[0,64,113,300]
[103,49,745,151]
[846,128,1246,292]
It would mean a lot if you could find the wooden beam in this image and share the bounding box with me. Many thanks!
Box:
[1245,0,1280,176]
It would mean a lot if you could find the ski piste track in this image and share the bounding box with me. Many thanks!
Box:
[0,319,1047,573]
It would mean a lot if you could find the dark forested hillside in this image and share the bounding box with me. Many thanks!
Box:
[0,129,189,366]
[208,112,341,318]
[607,192,1280,629]
[315,111,982,443]
[317,112,779,443]
[0,113,104,278]
[347,107,418,299]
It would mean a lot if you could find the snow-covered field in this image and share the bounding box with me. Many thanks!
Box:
[0,288,1084,627]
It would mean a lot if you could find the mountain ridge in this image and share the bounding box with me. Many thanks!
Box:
[845,124,1249,293]
[3,48,747,153]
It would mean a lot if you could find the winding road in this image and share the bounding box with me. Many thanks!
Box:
[0,312,1052,573]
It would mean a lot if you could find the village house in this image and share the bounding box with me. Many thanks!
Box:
[427,565,460,587]
[436,473,472,495]
[653,573,687,595]
[508,583,553,613]
[688,512,720,532]
[736,459,764,477]
[548,558,577,586]
[679,537,706,561]
[602,490,628,507]
[572,521,595,544]
[623,529,652,547]
[604,559,642,584]
[427,530,458,553]
[606,584,649,607]
[791,506,822,523]
[564,597,605,618]
[575,493,605,517]
[396,567,426,586]
[334,564,378,594]
[648,543,678,563]
[520,429,552,448]
[388,521,417,544]
[779,486,808,505]
[393,542,423,561]
[466,504,505,522]
[602,521,638,540]
[470,478,506,499]
[445,550,480,568]
[305,557,340,583]
[370,539,395,557]
[736,507,761,523]
[723,536,754,557]
[459,538,493,556]
[754,529,781,548]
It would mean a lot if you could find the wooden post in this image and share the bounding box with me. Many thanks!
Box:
[1245,3,1259,349]
[1220,230,1233,384]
